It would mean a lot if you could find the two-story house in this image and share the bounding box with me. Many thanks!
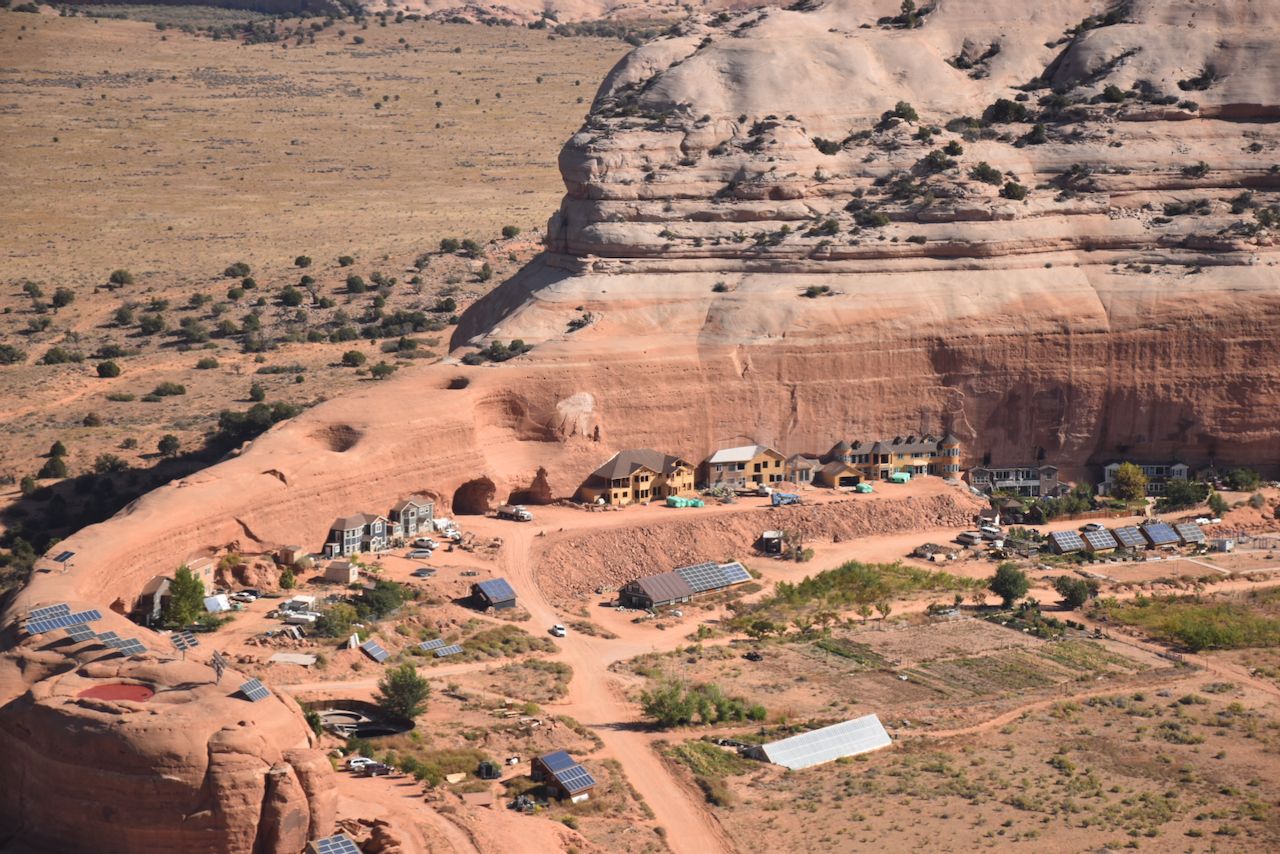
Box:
[967,464,1064,498]
[703,445,786,490]
[1098,461,1191,496]
[825,435,962,481]
[577,449,696,506]
[323,512,390,557]
[390,497,435,539]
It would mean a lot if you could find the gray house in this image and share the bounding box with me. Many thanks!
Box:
[968,464,1064,498]
[324,515,366,557]
[390,497,434,539]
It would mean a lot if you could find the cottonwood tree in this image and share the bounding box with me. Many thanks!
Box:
[376,663,430,718]
[1111,462,1148,501]
[989,562,1029,608]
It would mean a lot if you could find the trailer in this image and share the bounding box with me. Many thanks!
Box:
[496,504,533,522]
[770,492,801,507]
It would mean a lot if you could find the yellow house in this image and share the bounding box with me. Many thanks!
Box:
[703,444,786,489]
[825,434,962,481]
[578,449,696,506]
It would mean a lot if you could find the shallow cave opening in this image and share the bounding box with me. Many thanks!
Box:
[452,477,496,515]
[507,467,554,506]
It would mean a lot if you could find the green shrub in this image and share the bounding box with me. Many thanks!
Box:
[224,261,251,278]
[108,269,134,286]
[969,161,1003,185]
[151,381,187,397]
[341,350,367,367]
[0,344,27,365]
[196,357,219,370]
[501,225,521,239]
[106,392,135,402]
[41,348,84,365]
[96,360,122,378]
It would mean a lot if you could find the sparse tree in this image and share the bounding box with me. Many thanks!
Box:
[37,456,68,479]
[248,382,266,402]
[341,350,367,368]
[856,603,873,624]
[51,287,75,309]
[875,600,892,626]
[48,440,67,457]
[158,434,180,457]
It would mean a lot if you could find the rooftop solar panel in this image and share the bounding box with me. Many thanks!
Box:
[1174,522,1206,543]
[674,561,724,593]
[24,609,102,635]
[239,679,270,702]
[65,624,97,642]
[434,644,464,658]
[28,603,71,621]
[1083,529,1118,550]
[359,640,390,663]
[539,750,577,773]
[419,638,446,651]
[475,578,516,602]
[553,765,597,794]
[1142,522,1179,546]
[760,714,892,770]
[313,834,361,854]
[1049,530,1085,552]
[1113,526,1146,548]
[718,561,752,585]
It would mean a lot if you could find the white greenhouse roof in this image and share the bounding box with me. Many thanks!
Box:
[758,713,891,770]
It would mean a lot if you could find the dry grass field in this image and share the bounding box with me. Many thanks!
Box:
[0,9,627,562]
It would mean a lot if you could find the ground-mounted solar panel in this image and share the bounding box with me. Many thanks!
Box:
[475,578,516,602]
[51,550,75,563]
[211,650,228,682]
[239,678,270,702]
[1049,530,1085,553]
[313,834,361,854]
[1174,522,1205,544]
[94,631,121,644]
[434,644,463,658]
[359,640,390,663]
[553,765,597,794]
[1083,529,1118,551]
[1113,526,1146,549]
[65,624,97,642]
[419,638,446,651]
[1142,522,1179,546]
[114,639,147,656]
[102,635,132,649]
[759,714,892,770]
[29,603,71,621]
[172,630,199,651]
[24,608,103,635]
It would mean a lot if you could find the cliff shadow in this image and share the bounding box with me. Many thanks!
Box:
[449,254,572,350]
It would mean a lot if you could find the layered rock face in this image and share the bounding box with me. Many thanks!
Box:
[0,609,335,853]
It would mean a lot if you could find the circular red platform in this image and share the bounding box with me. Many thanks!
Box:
[77,683,154,702]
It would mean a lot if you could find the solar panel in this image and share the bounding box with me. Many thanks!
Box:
[102,635,132,649]
[475,578,516,602]
[211,650,228,682]
[95,631,121,644]
[172,630,199,651]
[25,609,103,635]
[674,561,723,593]
[760,714,892,770]
[1083,529,1118,551]
[1174,522,1205,543]
[1113,526,1146,549]
[553,764,597,794]
[419,638,446,651]
[359,640,389,663]
[65,624,97,642]
[1049,530,1085,553]
[538,750,578,773]
[29,603,71,621]
[114,639,147,656]
[313,834,361,854]
[239,679,270,702]
[718,561,752,585]
[1142,522,1179,546]
[51,550,75,563]
[434,644,463,658]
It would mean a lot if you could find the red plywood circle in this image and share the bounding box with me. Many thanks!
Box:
[77,683,154,702]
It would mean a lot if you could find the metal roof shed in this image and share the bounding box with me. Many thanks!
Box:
[753,714,892,770]
[620,572,694,609]
[472,578,517,609]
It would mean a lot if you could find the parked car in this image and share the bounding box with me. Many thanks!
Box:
[360,763,393,777]
[550,624,567,638]
[230,591,258,603]
[406,549,433,559]
[1082,523,1106,532]
[413,537,437,549]
[347,757,376,771]
[411,567,436,578]
[744,650,764,662]
[979,525,1002,538]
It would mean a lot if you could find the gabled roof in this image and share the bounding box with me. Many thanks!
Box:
[758,714,891,770]
[707,444,779,464]
[786,454,820,469]
[474,577,517,603]
[820,460,859,475]
[537,751,596,794]
[391,497,429,514]
[591,448,691,482]
[625,572,694,603]
[331,514,368,531]
[870,435,943,456]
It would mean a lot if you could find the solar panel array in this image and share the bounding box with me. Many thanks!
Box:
[475,577,516,602]
[674,561,753,594]
[434,644,464,658]
[419,638,446,651]
[65,624,97,642]
[172,630,199,651]
[239,679,270,702]
[1049,530,1085,553]
[359,640,390,663]
[312,833,361,854]
[1113,526,1146,549]
[1083,529,1119,551]
[29,603,70,621]
[1142,522,1179,546]
[112,639,147,656]
[96,631,120,644]
[25,609,102,635]
[760,714,893,770]
[1174,522,1206,544]
[538,751,596,794]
